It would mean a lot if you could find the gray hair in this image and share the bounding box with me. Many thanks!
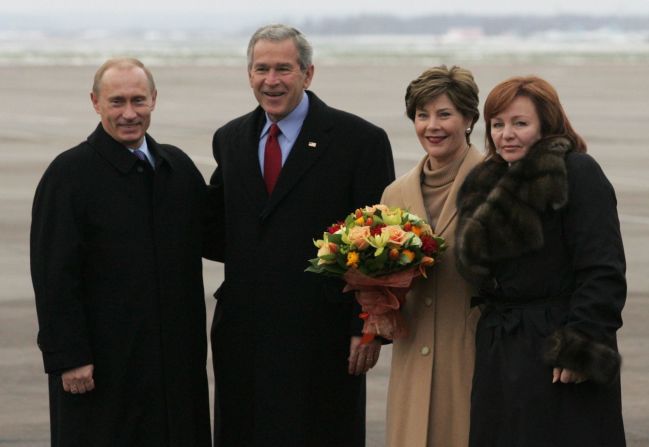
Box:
[247,24,313,72]
[93,58,155,96]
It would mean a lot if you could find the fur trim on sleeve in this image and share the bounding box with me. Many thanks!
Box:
[543,327,621,385]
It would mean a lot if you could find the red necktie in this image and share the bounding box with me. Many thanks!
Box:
[263,123,282,193]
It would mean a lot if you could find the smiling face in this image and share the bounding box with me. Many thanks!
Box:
[248,38,314,122]
[414,93,472,168]
[91,65,156,148]
[490,95,542,163]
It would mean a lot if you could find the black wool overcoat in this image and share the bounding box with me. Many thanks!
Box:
[456,138,626,446]
[30,124,211,447]
[208,91,395,447]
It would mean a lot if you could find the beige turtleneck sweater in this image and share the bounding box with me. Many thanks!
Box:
[420,146,470,230]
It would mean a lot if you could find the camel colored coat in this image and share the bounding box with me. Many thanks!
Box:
[381,146,482,447]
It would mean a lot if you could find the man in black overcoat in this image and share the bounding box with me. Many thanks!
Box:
[30,58,211,447]
[207,24,396,447]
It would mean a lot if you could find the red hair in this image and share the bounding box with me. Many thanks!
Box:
[483,76,587,159]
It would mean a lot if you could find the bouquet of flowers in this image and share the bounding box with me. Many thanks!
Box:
[306,204,446,343]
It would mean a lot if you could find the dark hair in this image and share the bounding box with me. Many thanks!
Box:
[483,75,587,158]
[405,65,480,144]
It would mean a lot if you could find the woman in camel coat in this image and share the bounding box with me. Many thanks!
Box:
[381,65,483,447]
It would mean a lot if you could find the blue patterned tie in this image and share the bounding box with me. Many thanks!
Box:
[133,149,153,169]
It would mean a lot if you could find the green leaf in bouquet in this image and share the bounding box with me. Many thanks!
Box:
[404,234,422,248]
[435,236,447,253]
[319,253,338,263]
[328,233,344,245]
[305,259,345,277]
[364,250,387,274]
[326,264,347,276]
[375,248,388,264]
[305,258,323,273]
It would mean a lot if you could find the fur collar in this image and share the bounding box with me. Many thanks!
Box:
[455,137,573,282]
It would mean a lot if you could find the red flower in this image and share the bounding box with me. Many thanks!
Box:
[327,221,344,234]
[421,235,438,255]
[370,223,386,236]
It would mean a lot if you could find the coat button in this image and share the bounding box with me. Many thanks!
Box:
[137,166,144,173]
[420,346,430,356]
[425,297,433,307]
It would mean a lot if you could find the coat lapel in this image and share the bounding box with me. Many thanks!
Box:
[260,92,331,220]
[149,136,176,171]
[231,109,269,208]
[393,156,428,221]
[88,124,138,175]
[147,135,174,207]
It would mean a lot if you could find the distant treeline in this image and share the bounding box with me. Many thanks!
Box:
[299,14,649,35]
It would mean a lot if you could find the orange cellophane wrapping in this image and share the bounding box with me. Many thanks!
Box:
[342,268,421,344]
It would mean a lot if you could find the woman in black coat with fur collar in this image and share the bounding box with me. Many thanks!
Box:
[455,76,626,446]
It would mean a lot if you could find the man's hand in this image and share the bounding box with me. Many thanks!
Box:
[62,364,95,394]
[552,367,587,384]
[348,336,381,376]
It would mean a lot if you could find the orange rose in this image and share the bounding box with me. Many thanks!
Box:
[347,225,371,250]
[383,225,409,246]
[316,239,338,265]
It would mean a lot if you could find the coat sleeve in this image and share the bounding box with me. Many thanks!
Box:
[30,157,93,374]
[352,126,396,208]
[204,129,227,262]
[544,152,626,384]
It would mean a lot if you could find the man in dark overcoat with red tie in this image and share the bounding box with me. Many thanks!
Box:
[30,58,211,447]
[208,24,395,447]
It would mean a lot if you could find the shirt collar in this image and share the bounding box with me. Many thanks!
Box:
[127,138,155,166]
[261,91,309,143]
[128,138,148,152]
[129,138,153,156]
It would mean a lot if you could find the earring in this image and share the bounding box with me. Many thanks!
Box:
[465,127,471,134]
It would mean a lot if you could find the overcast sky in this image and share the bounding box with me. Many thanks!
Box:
[3,0,649,17]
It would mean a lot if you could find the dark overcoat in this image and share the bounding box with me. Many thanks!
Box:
[208,91,395,447]
[30,124,211,447]
[456,137,626,446]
